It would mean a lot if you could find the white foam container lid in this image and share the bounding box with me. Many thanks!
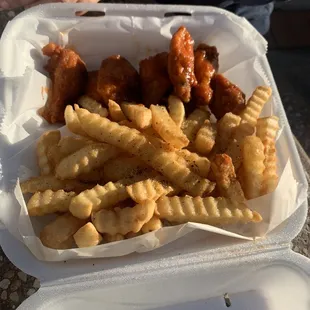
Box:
[0,3,309,309]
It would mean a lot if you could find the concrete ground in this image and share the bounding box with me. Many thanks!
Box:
[0,4,310,310]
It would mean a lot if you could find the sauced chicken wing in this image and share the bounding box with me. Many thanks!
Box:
[168,26,197,103]
[139,52,172,107]
[97,55,140,104]
[40,43,87,124]
[85,71,103,103]
[192,44,219,106]
[209,74,246,120]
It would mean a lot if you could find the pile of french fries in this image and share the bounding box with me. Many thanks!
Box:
[21,87,279,249]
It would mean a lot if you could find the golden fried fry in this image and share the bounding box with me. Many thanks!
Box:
[27,190,76,216]
[108,99,127,122]
[121,102,152,129]
[143,127,176,152]
[76,108,214,196]
[151,104,189,149]
[141,216,162,233]
[211,154,245,202]
[156,196,262,224]
[195,120,216,155]
[225,122,255,170]
[70,181,129,219]
[36,130,60,175]
[78,167,105,183]
[176,149,211,178]
[102,155,150,182]
[56,143,119,180]
[40,213,86,249]
[78,95,108,117]
[216,113,241,153]
[242,136,265,199]
[182,108,210,142]
[20,176,90,194]
[92,201,156,235]
[240,86,272,127]
[47,144,63,167]
[64,105,88,137]
[73,222,102,248]
[58,136,94,159]
[103,234,124,243]
[126,175,176,204]
[168,95,185,127]
[256,116,279,194]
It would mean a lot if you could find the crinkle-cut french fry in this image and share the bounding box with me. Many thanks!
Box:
[108,99,127,122]
[126,175,177,204]
[119,120,138,129]
[20,176,91,194]
[141,216,162,233]
[176,149,211,178]
[103,233,124,243]
[225,122,255,170]
[64,105,88,137]
[156,196,262,224]
[125,231,142,239]
[40,213,86,249]
[182,108,210,142]
[151,104,189,149]
[76,108,214,196]
[69,172,150,219]
[92,201,156,235]
[168,95,185,127]
[78,167,105,183]
[56,143,120,180]
[102,155,150,182]
[47,145,63,168]
[143,127,176,152]
[73,222,102,248]
[256,116,279,194]
[27,190,76,216]
[70,181,129,219]
[240,86,272,127]
[121,102,152,129]
[242,136,265,199]
[78,95,108,117]
[36,130,60,175]
[195,120,216,155]
[211,154,245,202]
[216,113,241,153]
[58,136,94,158]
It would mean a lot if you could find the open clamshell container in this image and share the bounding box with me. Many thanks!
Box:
[0,4,309,309]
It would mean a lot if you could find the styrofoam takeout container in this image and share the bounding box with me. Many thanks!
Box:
[0,3,309,309]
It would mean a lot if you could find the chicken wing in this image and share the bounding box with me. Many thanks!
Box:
[85,71,103,103]
[139,52,172,107]
[97,55,140,104]
[40,43,87,124]
[209,74,246,120]
[168,26,197,103]
[192,44,219,106]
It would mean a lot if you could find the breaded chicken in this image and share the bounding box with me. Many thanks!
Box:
[40,43,87,124]
[168,26,197,103]
[192,44,219,106]
[139,52,172,107]
[97,55,140,104]
[209,74,246,120]
[85,71,103,103]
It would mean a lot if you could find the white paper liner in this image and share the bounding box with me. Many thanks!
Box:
[0,8,308,261]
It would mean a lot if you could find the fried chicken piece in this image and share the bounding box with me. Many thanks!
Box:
[209,74,246,120]
[168,26,197,103]
[192,44,219,106]
[40,43,87,124]
[97,55,140,104]
[139,52,172,107]
[85,71,103,103]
